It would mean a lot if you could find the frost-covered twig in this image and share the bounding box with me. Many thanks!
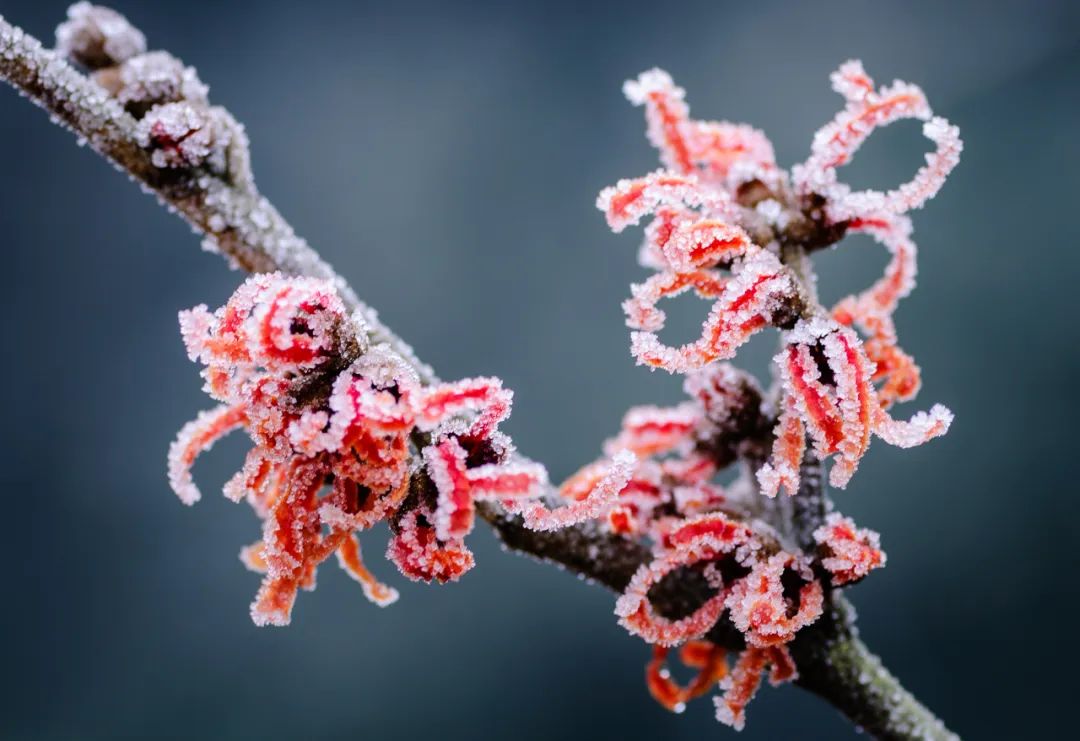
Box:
[0,9,433,383]
[0,7,958,739]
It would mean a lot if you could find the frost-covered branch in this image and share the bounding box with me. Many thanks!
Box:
[0,6,960,739]
[0,7,433,383]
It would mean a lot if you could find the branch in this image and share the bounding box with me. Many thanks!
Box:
[790,595,959,741]
[0,12,957,739]
[0,13,434,384]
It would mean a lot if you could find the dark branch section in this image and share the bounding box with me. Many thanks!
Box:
[791,596,959,741]
[477,501,749,651]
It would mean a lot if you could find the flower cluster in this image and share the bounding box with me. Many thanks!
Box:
[169,273,629,625]
[600,63,958,494]
[617,513,823,730]
[575,363,834,729]
[597,61,958,727]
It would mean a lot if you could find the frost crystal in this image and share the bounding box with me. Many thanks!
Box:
[55,2,145,69]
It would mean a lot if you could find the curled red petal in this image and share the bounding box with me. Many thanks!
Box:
[662,218,754,273]
[168,404,247,505]
[646,641,729,713]
[623,68,695,175]
[425,438,474,542]
[511,450,637,532]
[387,509,475,584]
[336,532,399,607]
[756,393,806,498]
[604,402,701,458]
[632,253,791,373]
[725,553,824,648]
[616,513,753,646]
[597,170,732,233]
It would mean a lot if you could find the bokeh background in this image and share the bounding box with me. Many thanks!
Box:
[1,1,1077,738]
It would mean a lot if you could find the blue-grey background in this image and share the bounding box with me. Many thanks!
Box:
[1,1,1077,738]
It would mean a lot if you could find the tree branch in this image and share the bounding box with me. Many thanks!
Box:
[0,11,957,739]
[0,13,434,383]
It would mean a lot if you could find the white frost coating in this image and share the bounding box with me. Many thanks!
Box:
[167,404,244,505]
[874,404,953,448]
[597,170,736,233]
[135,101,214,168]
[114,50,208,108]
[1,15,138,150]
[783,316,835,346]
[820,327,873,488]
[55,2,145,69]
[629,251,793,373]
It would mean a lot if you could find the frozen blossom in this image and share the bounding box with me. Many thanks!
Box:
[616,513,813,730]
[168,273,599,624]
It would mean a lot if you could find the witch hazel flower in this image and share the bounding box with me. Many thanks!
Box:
[759,318,953,493]
[596,70,808,375]
[602,62,959,496]
[168,273,621,625]
[598,168,800,374]
[615,512,821,729]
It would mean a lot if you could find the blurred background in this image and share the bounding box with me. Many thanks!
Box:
[1,0,1077,738]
